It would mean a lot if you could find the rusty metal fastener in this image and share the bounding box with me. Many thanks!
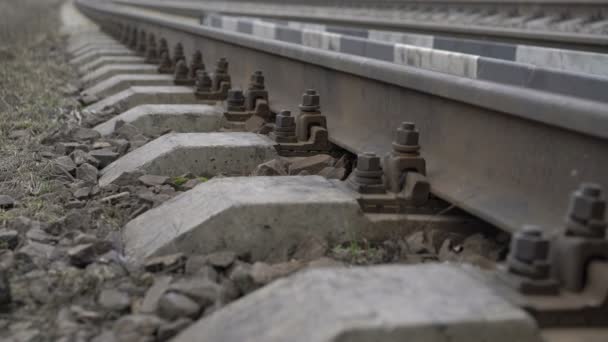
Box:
[172,43,185,65]
[157,51,173,74]
[121,26,131,44]
[174,59,190,82]
[346,152,385,194]
[129,28,138,49]
[245,71,269,112]
[145,34,158,64]
[195,70,213,93]
[158,38,169,56]
[565,182,607,238]
[507,225,552,279]
[188,50,204,80]
[215,57,229,73]
[299,89,320,112]
[137,31,147,55]
[393,121,420,153]
[249,71,265,90]
[272,110,298,143]
[226,89,246,112]
[296,89,326,142]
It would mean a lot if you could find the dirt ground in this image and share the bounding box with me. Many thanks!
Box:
[0,0,78,222]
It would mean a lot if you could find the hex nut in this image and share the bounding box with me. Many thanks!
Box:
[568,187,606,222]
[357,152,381,172]
[510,226,550,263]
[227,89,245,104]
[395,122,419,146]
[250,71,265,88]
[300,89,320,109]
[275,111,295,127]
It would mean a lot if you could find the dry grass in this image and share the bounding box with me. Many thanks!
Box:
[0,0,79,220]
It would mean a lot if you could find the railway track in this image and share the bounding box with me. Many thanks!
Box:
[113,0,608,52]
[65,0,608,340]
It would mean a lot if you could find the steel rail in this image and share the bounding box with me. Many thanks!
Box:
[76,0,608,235]
[112,0,608,53]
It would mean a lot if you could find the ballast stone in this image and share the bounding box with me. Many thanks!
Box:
[174,264,542,342]
[85,86,200,113]
[123,176,368,263]
[81,64,158,86]
[99,132,277,187]
[81,74,174,99]
[94,104,223,137]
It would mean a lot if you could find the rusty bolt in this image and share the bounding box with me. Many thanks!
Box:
[395,122,419,147]
[299,89,320,112]
[174,59,189,79]
[216,58,228,73]
[159,38,168,52]
[227,89,245,106]
[195,70,212,91]
[567,183,605,223]
[148,33,156,47]
[357,152,381,172]
[249,71,265,89]
[275,110,295,128]
[173,43,184,62]
[510,225,550,263]
[191,50,202,65]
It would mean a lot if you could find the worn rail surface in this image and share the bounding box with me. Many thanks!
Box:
[112,0,608,52]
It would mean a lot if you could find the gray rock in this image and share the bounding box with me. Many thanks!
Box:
[98,289,130,312]
[406,231,431,254]
[205,251,236,269]
[462,233,502,261]
[113,314,163,342]
[289,154,333,175]
[0,271,10,307]
[181,179,201,190]
[80,93,100,106]
[250,261,304,286]
[185,256,218,280]
[227,262,256,295]
[73,187,91,200]
[76,163,99,184]
[157,318,192,341]
[158,292,201,320]
[54,156,77,174]
[141,276,172,314]
[144,253,186,273]
[0,195,15,210]
[26,228,59,244]
[138,175,170,187]
[317,166,346,180]
[244,115,265,132]
[0,230,19,250]
[128,134,150,151]
[116,123,141,140]
[252,158,288,176]
[70,127,101,142]
[28,278,51,304]
[91,330,117,342]
[55,142,89,155]
[70,150,100,167]
[105,170,145,187]
[168,277,221,308]
[90,149,120,168]
[109,139,130,155]
[68,241,113,267]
